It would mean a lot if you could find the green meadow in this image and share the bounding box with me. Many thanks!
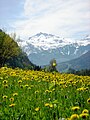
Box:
[0,67,90,120]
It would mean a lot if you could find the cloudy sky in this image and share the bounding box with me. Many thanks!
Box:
[0,0,90,39]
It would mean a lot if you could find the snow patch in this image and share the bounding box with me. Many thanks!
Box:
[16,32,90,54]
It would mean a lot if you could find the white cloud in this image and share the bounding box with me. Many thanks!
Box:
[12,0,90,39]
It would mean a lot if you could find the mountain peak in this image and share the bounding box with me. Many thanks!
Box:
[36,32,50,37]
[16,32,90,65]
[27,32,90,51]
[29,32,59,39]
[28,32,68,50]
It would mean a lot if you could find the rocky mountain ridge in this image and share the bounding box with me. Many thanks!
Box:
[16,32,90,65]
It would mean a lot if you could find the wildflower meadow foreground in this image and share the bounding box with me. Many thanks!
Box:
[0,67,90,120]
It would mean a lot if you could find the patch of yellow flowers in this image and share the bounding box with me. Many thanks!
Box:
[0,67,90,119]
[68,104,89,119]
[45,103,53,108]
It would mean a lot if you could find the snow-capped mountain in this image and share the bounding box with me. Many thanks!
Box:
[17,32,90,65]
[28,32,75,50]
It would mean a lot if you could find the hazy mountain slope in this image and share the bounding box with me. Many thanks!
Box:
[57,51,90,72]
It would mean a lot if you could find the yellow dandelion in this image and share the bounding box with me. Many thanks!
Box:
[70,114,79,120]
[82,109,89,114]
[13,93,18,96]
[31,85,34,88]
[3,80,8,84]
[87,98,90,104]
[35,107,40,111]
[18,80,22,84]
[49,104,53,108]
[52,88,55,91]
[79,113,89,119]
[0,77,3,80]
[35,91,39,94]
[71,106,80,111]
[66,118,71,120]
[3,84,8,88]
[24,84,29,87]
[9,103,16,107]
[9,97,14,102]
[45,90,49,92]
[45,103,49,107]
[77,87,87,91]
[28,87,31,90]
[3,95,8,99]
[49,90,52,93]
[20,85,24,88]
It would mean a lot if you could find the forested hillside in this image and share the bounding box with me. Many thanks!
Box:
[0,29,36,69]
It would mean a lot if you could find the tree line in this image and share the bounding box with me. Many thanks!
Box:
[67,68,90,76]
